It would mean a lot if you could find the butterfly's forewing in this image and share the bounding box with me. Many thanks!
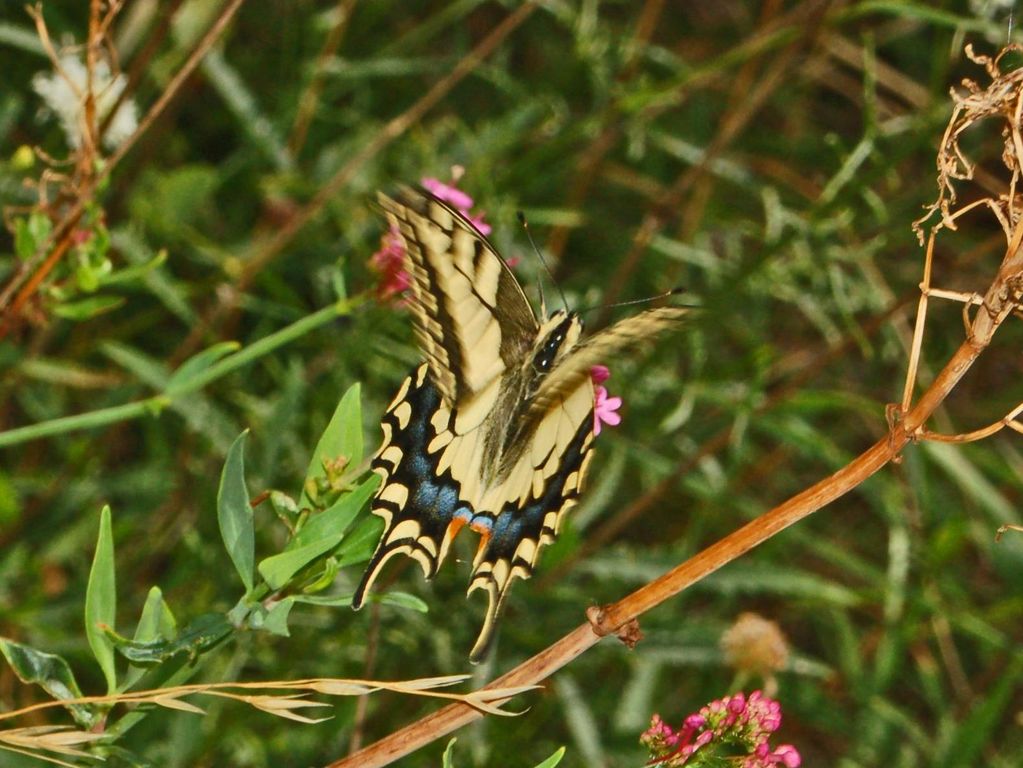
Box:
[525,306,690,427]
[377,190,537,434]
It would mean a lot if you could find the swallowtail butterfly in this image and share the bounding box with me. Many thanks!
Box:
[352,187,687,661]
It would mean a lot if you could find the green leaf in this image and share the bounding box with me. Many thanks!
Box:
[218,431,254,593]
[291,590,427,612]
[941,653,1023,767]
[101,342,170,389]
[0,637,98,728]
[334,514,384,568]
[257,598,295,637]
[124,587,176,689]
[14,212,52,260]
[166,341,241,395]
[442,738,457,768]
[85,505,117,694]
[52,295,126,320]
[111,613,232,664]
[258,475,379,590]
[533,747,566,768]
[99,248,168,286]
[300,383,363,509]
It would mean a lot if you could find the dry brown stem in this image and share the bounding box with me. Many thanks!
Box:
[0,0,248,334]
[329,44,1023,768]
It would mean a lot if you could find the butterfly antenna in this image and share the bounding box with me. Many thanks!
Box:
[577,286,692,316]
[517,211,569,313]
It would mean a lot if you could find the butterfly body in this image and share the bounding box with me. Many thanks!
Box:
[352,188,686,661]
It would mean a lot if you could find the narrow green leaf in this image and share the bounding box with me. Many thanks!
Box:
[111,613,232,664]
[100,248,168,286]
[533,747,566,768]
[257,475,378,590]
[941,653,1023,767]
[442,738,457,768]
[101,342,170,389]
[259,538,340,592]
[52,295,125,320]
[292,591,427,612]
[124,587,174,689]
[292,475,378,550]
[0,638,97,728]
[165,341,241,395]
[85,505,117,694]
[300,383,363,509]
[218,431,254,592]
[133,588,167,644]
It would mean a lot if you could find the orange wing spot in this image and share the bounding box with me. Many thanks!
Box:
[471,523,492,560]
[444,517,467,546]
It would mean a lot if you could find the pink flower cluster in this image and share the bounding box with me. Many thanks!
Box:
[641,691,801,768]
[369,224,412,301]
[591,365,622,436]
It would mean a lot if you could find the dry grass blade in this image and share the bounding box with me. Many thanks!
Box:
[0,725,105,759]
[376,674,471,691]
[226,694,333,724]
[0,672,534,743]
[152,694,206,715]
[307,680,379,696]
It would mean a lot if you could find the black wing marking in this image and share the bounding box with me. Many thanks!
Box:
[463,378,596,662]
[378,189,537,433]
[351,364,477,609]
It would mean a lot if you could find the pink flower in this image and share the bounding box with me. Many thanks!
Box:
[770,745,801,767]
[421,176,492,235]
[642,692,800,768]
[591,365,621,436]
[369,224,411,302]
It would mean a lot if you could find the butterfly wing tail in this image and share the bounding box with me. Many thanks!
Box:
[352,365,469,610]
[464,417,595,663]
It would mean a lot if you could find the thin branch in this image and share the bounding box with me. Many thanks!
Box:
[0,0,249,324]
[329,317,1007,768]
[918,401,1023,443]
[288,0,358,158]
[171,1,539,360]
[901,229,934,412]
[100,0,187,138]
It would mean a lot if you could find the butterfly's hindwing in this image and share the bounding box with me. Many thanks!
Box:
[352,364,475,609]
[464,381,596,662]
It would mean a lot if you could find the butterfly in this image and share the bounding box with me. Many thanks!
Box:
[351,187,688,662]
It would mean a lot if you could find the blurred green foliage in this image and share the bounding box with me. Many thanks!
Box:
[1,1,1023,766]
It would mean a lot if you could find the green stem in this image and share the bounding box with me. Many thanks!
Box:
[0,299,357,449]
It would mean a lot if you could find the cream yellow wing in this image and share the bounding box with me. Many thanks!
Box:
[378,189,538,434]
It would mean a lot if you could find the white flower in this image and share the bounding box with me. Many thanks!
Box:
[32,54,138,151]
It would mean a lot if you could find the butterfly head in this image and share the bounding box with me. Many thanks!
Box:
[531,310,583,375]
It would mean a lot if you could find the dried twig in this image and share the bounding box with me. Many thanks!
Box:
[0,0,249,332]
[329,44,1023,768]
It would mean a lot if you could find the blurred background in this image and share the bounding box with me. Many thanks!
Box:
[1,1,1022,765]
